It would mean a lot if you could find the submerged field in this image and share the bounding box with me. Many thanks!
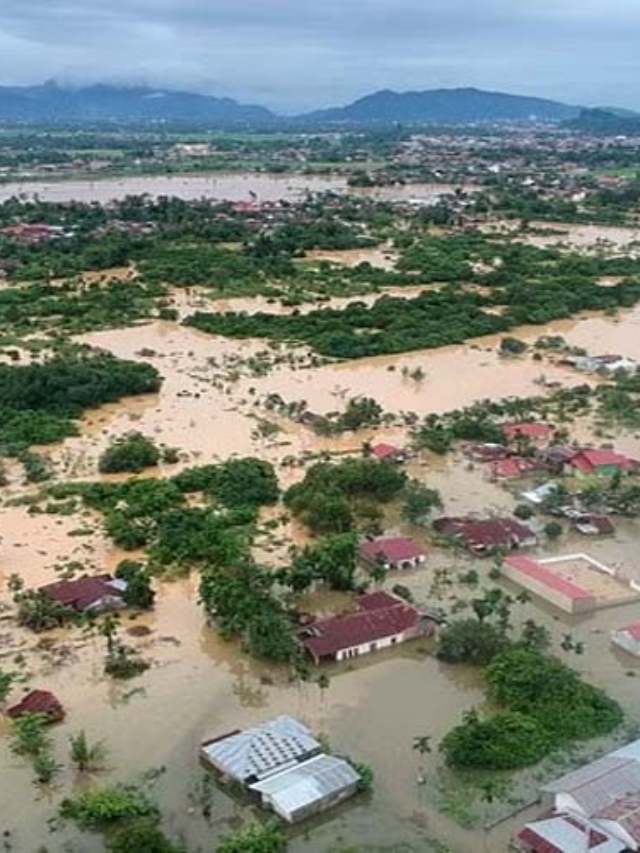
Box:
[2,173,640,852]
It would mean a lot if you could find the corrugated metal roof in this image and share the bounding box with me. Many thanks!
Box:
[250,754,359,816]
[202,716,319,782]
[542,755,640,816]
[518,816,623,853]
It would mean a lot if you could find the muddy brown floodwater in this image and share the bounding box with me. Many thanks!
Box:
[5,297,640,852]
[0,171,458,206]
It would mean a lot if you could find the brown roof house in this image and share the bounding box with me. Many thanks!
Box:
[433,516,537,557]
[7,690,65,723]
[40,574,127,614]
[302,590,436,664]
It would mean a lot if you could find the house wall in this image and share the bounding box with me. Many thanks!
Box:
[268,781,359,823]
[335,632,404,661]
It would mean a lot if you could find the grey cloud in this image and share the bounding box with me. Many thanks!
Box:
[0,0,638,111]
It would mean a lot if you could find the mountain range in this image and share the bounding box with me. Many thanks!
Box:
[0,81,631,127]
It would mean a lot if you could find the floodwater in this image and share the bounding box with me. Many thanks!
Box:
[5,301,640,851]
[0,172,457,206]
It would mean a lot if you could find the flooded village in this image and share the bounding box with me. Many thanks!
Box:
[2,125,640,853]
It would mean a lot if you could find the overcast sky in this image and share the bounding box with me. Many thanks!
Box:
[0,0,639,112]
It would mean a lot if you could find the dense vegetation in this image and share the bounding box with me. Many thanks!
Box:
[441,647,623,770]
[0,353,161,452]
[187,234,640,358]
[284,458,407,534]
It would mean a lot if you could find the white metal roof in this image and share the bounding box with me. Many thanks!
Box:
[250,754,360,816]
[202,715,319,783]
[522,816,625,853]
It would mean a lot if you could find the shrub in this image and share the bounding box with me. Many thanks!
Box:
[99,433,161,474]
[217,823,287,853]
[437,619,510,665]
[441,709,550,769]
[107,820,185,853]
[60,784,158,829]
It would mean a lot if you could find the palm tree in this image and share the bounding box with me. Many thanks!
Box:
[412,735,432,784]
[69,730,107,773]
[98,615,120,656]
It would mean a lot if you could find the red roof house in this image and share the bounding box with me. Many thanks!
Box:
[492,456,543,480]
[433,517,537,556]
[359,537,427,571]
[370,443,407,463]
[574,515,615,537]
[302,591,435,664]
[40,574,126,613]
[569,449,639,477]
[7,690,65,723]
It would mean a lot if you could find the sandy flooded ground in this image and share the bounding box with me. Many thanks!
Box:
[4,299,640,851]
[485,219,640,254]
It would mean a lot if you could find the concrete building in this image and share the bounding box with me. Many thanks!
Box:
[40,574,127,614]
[503,555,598,614]
[432,516,537,556]
[200,716,361,824]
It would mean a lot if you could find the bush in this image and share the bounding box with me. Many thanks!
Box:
[217,823,287,853]
[60,784,158,829]
[486,647,623,744]
[544,521,563,539]
[514,503,534,520]
[107,820,185,853]
[99,433,161,474]
[441,709,550,769]
[437,619,510,665]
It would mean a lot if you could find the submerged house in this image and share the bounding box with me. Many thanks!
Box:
[7,690,65,723]
[200,715,360,824]
[359,537,427,572]
[40,574,127,614]
[503,422,554,443]
[516,739,640,852]
[432,517,537,556]
[370,443,407,464]
[302,591,436,664]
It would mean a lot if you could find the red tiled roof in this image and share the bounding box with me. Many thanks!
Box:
[504,423,554,440]
[40,575,120,611]
[303,594,423,658]
[360,537,426,564]
[7,689,64,721]
[371,443,402,459]
[506,556,596,602]
[357,590,405,611]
